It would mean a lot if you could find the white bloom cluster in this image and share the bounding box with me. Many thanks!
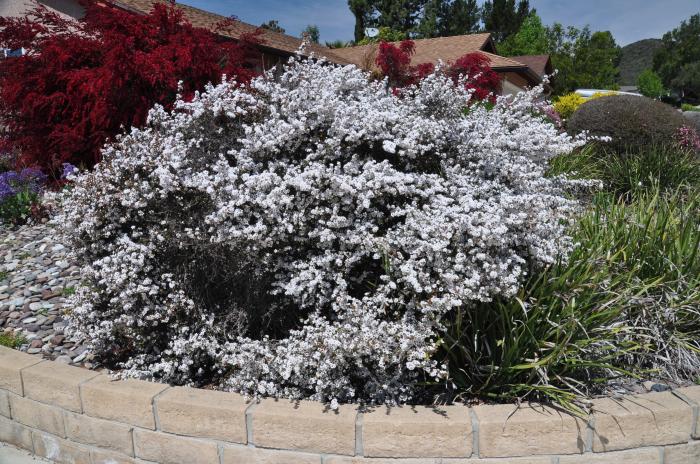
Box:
[54,56,585,405]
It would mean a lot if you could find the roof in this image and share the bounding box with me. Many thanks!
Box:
[109,1,543,88]
[330,34,544,88]
[110,0,352,64]
[2,0,81,20]
[509,55,552,78]
[331,33,499,68]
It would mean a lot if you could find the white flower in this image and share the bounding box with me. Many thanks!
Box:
[382,140,397,154]
[53,52,586,406]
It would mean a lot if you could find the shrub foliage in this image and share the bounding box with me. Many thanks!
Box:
[374,40,501,100]
[567,95,688,152]
[0,1,257,174]
[55,56,584,405]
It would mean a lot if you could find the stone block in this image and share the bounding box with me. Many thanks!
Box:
[0,415,33,451]
[9,394,65,437]
[676,385,700,439]
[156,386,249,443]
[64,410,134,456]
[222,445,321,464]
[362,405,472,458]
[325,458,441,464]
[22,360,98,412]
[0,389,10,418]
[591,392,693,452]
[133,428,219,464]
[32,430,91,464]
[474,403,586,458]
[81,374,168,429]
[251,399,357,455]
[559,448,660,463]
[91,449,139,464]
[664,440,700,464]
[0,345,42,395]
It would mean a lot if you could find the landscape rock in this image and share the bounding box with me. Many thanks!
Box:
[0,223,85,364]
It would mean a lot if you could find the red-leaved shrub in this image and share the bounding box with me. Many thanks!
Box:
[375,40,427,88]
[375,40,501,101]
[0,1,258,174]
[447,52,502,102]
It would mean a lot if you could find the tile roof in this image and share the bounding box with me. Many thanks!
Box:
[509,55,552,77]
[330,33,529,71]
[110,0,352,64]
[109,1,541,86]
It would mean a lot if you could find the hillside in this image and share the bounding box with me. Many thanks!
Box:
[618,38,663,86]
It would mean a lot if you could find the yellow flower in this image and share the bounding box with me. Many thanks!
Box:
[554,93,586,119]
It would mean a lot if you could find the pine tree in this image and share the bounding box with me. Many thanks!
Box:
[348,0,427,41]
[303,25,320,43]
[445,0,480,35]
[260,19,285,33]
[348,0,370,42]
[417,0,480,38]
[481,0,531,42]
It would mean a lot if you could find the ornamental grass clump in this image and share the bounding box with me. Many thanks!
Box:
[440,186,700,409]
[55,55,586,405]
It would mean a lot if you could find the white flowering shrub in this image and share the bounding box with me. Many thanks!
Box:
[55,56,586,405]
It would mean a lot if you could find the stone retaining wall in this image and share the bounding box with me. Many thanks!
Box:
[1,346,699,464]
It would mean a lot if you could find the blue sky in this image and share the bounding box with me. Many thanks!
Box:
[182,0,699,46]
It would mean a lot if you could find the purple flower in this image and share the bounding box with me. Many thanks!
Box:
[0,168,47,202]
[61,163,78,179]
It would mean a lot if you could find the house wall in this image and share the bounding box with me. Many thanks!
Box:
[0,0,84,20]
[502,78,525,96]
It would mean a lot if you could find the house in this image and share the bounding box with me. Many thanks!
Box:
[332,35,548,95]
[1,0,550,94]
[0,0,83,20]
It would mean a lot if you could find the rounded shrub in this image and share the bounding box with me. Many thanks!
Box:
[567,95,687,152]
[55,56,585,406]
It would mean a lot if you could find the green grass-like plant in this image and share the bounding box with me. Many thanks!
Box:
[62,286,76,297]
[0,189,40,225]
[549,144,700,197]
[438,184,700,411]
[0,332,26,349]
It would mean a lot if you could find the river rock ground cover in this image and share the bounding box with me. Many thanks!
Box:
[0,222,89,365]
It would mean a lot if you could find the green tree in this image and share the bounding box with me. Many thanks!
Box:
[260,20,285,34]
[303,25,320,43]
[672,62,700,99]
[325,39,350,48]
[348,0,370,42]
[481,0,531,42]
[497,12,547,56]
[575,31,621,89]
[348,0,427,42]
[637,69,666,99]
[356,26,407,45]
[545,24,620,95]
[653,13,700,100]
[417,0,480,38]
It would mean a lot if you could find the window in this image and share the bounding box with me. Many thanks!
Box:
[2,48,26,58]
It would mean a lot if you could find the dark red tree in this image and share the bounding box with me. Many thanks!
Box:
[447,52,502,102]
[375,40,501,102]
[375,40,421,88]
[0,1,258,174]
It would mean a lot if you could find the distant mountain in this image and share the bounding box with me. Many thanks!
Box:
[618,39,663,86]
